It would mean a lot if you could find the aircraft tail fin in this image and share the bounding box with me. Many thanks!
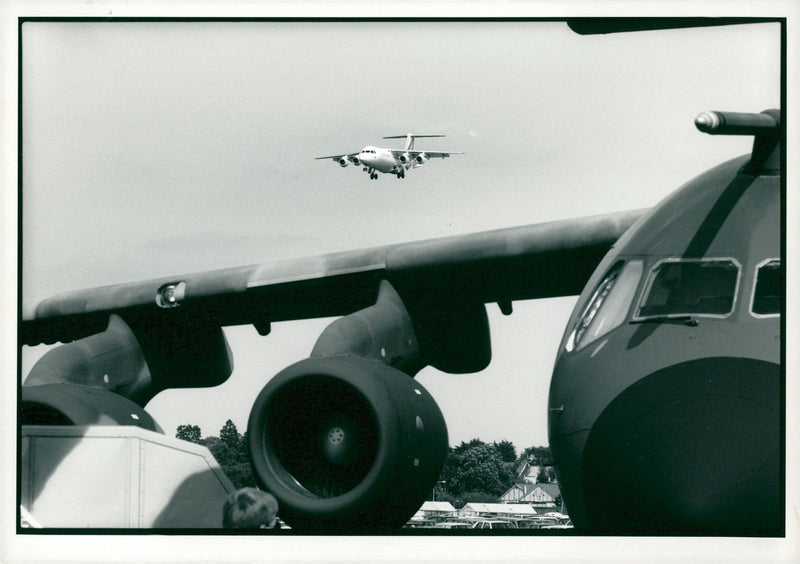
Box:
[383,133,445,151]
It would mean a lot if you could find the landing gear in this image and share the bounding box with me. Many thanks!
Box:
[370,173,378,180]
[396,171,405,179]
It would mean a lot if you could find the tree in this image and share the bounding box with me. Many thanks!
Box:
[442,440,516,498]
[494,440,517,463]
[175,424,202,444]
[434,489,499,509]
[219,419,241,450]
[536,466,550,483]
[176,420,255,489]
[517,445,553,467]
[207,420,255,489]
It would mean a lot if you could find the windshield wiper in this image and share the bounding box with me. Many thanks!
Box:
[630,315,698,326]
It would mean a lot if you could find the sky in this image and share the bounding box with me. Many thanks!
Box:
[17,20,782,454]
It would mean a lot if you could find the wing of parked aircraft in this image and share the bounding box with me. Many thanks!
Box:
[22,208,642,530]
[23,209,642,347]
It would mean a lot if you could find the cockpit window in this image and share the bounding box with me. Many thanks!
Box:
[637,259,740,318]
[752,259,781,316]
[565,260,643,352]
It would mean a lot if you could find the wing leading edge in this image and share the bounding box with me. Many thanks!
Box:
[389,150,462,159]
[315,153,359,161]
[22,209,644,347]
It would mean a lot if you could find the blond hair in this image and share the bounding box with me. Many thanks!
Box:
[222,487,279,529]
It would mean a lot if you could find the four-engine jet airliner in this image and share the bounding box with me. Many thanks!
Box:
[19,19,785,536]
[316,133,462,179]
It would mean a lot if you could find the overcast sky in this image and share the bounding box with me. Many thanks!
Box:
[19,19,781,452]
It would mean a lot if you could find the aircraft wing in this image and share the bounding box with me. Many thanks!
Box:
[315,153,359,160]
[390,149,463,159]
[21,207,644,530]
[22,209,643,347]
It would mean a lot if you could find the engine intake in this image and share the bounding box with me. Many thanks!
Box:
[414,152,429,165]
[247,356,448,532]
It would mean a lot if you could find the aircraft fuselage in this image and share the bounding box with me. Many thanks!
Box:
[355,146,407,175]
[548,154,782,533]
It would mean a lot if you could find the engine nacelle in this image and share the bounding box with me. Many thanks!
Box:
[414,152,429,165]
[21,383,162,431]
[399,152,411,164]
[23,314,233,407]
[337,157,350,167]
[247,356,448,532]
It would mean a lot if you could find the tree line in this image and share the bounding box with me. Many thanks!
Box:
[177,421,557,507]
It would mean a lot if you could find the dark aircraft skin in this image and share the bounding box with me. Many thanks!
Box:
[548,110,782,534]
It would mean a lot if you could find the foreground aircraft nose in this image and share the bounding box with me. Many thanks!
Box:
[577,357,781,534]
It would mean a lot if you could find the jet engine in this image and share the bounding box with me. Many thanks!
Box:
[247,356,447,532]
[399,152,411,164]
[337,157,350,167]
[245,280,466,531]
[414,152,429,165]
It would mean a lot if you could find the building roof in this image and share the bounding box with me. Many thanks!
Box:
[459,503,537,515]
[519,482,561,503]
[533,483,561,499]
[501,483,539,498]
[419,501,456,512]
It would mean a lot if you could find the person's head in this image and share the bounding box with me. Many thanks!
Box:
[222,487,279,529]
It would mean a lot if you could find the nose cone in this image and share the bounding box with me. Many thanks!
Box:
[319,415,360,466]
[579,357,781,534]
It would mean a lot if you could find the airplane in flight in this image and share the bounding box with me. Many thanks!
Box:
[315,133,463,179]
[19,20,785,535]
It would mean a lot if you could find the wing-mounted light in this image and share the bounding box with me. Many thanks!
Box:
[156,281,186,308]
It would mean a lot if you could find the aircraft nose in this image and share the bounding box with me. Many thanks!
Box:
[579,357,780,533]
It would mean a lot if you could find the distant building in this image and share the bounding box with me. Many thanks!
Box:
[500,483,538,503]
[514,460,540,483]
[417,501,457,520]
[522,482,561,505]
[499,482,564,514]
[458,502,538,519]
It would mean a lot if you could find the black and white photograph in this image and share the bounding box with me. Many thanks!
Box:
[3,1,797,563]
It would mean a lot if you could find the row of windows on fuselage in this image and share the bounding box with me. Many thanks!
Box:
[565,257,781,353]
[640,258,780,318]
